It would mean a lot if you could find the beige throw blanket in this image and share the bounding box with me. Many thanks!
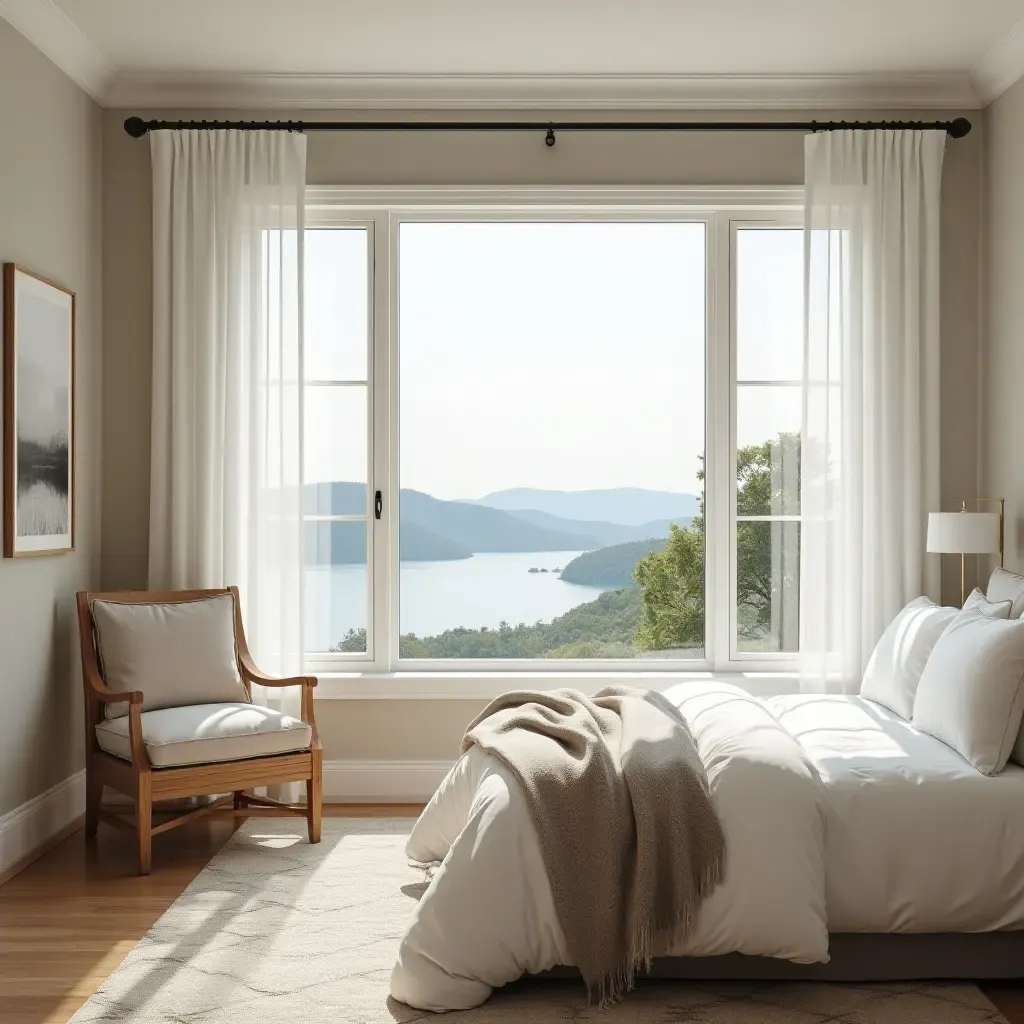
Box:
[463,686,725,1004]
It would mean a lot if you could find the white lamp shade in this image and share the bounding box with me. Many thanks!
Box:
[927,511,1001,554]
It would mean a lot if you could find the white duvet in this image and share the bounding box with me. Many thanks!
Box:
[390,683,829,1011]
[391,684,1024,1012]
[765,694,1024,934]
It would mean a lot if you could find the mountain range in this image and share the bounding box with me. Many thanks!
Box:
[472,487,700,525]
[304,482,698,564]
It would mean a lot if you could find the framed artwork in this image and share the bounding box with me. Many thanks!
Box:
[3,264,75,557]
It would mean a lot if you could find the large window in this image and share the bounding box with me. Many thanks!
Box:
[302,193,803,674]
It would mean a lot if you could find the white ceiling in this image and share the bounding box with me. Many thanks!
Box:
[3,0,1024,109]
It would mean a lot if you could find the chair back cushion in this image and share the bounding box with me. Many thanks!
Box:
[92,594,249,718]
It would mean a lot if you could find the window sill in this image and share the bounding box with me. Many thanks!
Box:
[312,669,801,700]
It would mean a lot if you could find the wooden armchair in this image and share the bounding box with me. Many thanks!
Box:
[76,587,322,875]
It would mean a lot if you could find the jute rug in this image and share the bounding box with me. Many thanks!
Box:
[70,819,1009,1023]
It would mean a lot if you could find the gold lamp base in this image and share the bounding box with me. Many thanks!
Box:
[957,497,1005,605]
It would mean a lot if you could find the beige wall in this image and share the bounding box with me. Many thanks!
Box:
[984,79,1024,570]
[0,21,102,815]
[102,107,984,764]
[316,701,488,761]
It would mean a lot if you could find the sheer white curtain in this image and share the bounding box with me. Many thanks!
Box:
[800,130,945,692]
[148,130,307,719]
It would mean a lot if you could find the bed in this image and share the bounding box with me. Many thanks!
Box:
[389,682,1024,1012]
[765,694,1024,934]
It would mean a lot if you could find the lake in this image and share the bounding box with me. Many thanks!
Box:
[305,550,611,651]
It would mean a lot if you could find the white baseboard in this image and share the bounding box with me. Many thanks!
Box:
[0,761,443,874]
[323,759,451,803]
[0,770,86,879]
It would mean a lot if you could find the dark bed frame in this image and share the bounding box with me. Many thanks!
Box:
[541,933,1024,982]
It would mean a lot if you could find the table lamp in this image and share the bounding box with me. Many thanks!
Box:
[927,498,1004,605]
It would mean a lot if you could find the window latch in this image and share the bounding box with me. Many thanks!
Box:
[374,490,383,520]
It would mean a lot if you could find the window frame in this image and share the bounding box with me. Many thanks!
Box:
[301,220,378,661]
[728,216,806,664]
[303,188,803,684]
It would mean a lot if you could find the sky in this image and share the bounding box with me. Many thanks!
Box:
[303,221,803,501]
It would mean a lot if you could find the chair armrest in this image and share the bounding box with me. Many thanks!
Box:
[230,598,318,742]
[238,649,317,690]
[238,650,318,737]
[84,664,143,706]
[93,687,145,706]
[82,665,149,767]
[248,674,318,689]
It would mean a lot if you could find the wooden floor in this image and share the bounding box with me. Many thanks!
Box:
[1,807,1022,1024]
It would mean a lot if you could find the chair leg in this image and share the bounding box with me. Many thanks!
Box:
[233,790,245,810]
[85,763,102,838]
[307,768,322,845]
[135,773,152,875]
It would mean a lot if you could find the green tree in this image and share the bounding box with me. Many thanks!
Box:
[634,432,800,652]
[633,523,705,650]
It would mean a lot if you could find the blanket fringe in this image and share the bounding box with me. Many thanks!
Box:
[586,858,726,1008]
[407,858,441,880]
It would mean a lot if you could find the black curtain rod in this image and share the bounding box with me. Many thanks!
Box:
[123,115,972,146]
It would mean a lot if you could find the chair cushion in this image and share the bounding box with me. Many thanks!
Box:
[95,703,312,768]
[92,595,250,719]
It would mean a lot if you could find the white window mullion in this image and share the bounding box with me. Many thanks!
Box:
[706,211,733,671]
[382,211,401,672]
[366,212,392,672]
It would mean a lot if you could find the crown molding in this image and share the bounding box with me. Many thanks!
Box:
[101,71,982,112]
[0,1,998,114]
[972,16,1024,103]
[0,0,112,100]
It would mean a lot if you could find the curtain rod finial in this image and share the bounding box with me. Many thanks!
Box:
[949,117,972,139]
[124,116,149,138]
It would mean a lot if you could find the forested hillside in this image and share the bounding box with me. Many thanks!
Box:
[559,538,667,586]
[334,587,644,659]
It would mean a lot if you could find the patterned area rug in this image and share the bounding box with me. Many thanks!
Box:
[70,819,1009,1023]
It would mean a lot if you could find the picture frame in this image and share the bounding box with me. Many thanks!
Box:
[2,263,75,557]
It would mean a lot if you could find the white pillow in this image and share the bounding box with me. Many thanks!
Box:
[92,595,249,719]
[968,586,1024,766]
[859,597,957,720]
[986,567,1024,619]
[962,587,1012,618]
[992,572,1024,766]
[912,607,1024,775]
